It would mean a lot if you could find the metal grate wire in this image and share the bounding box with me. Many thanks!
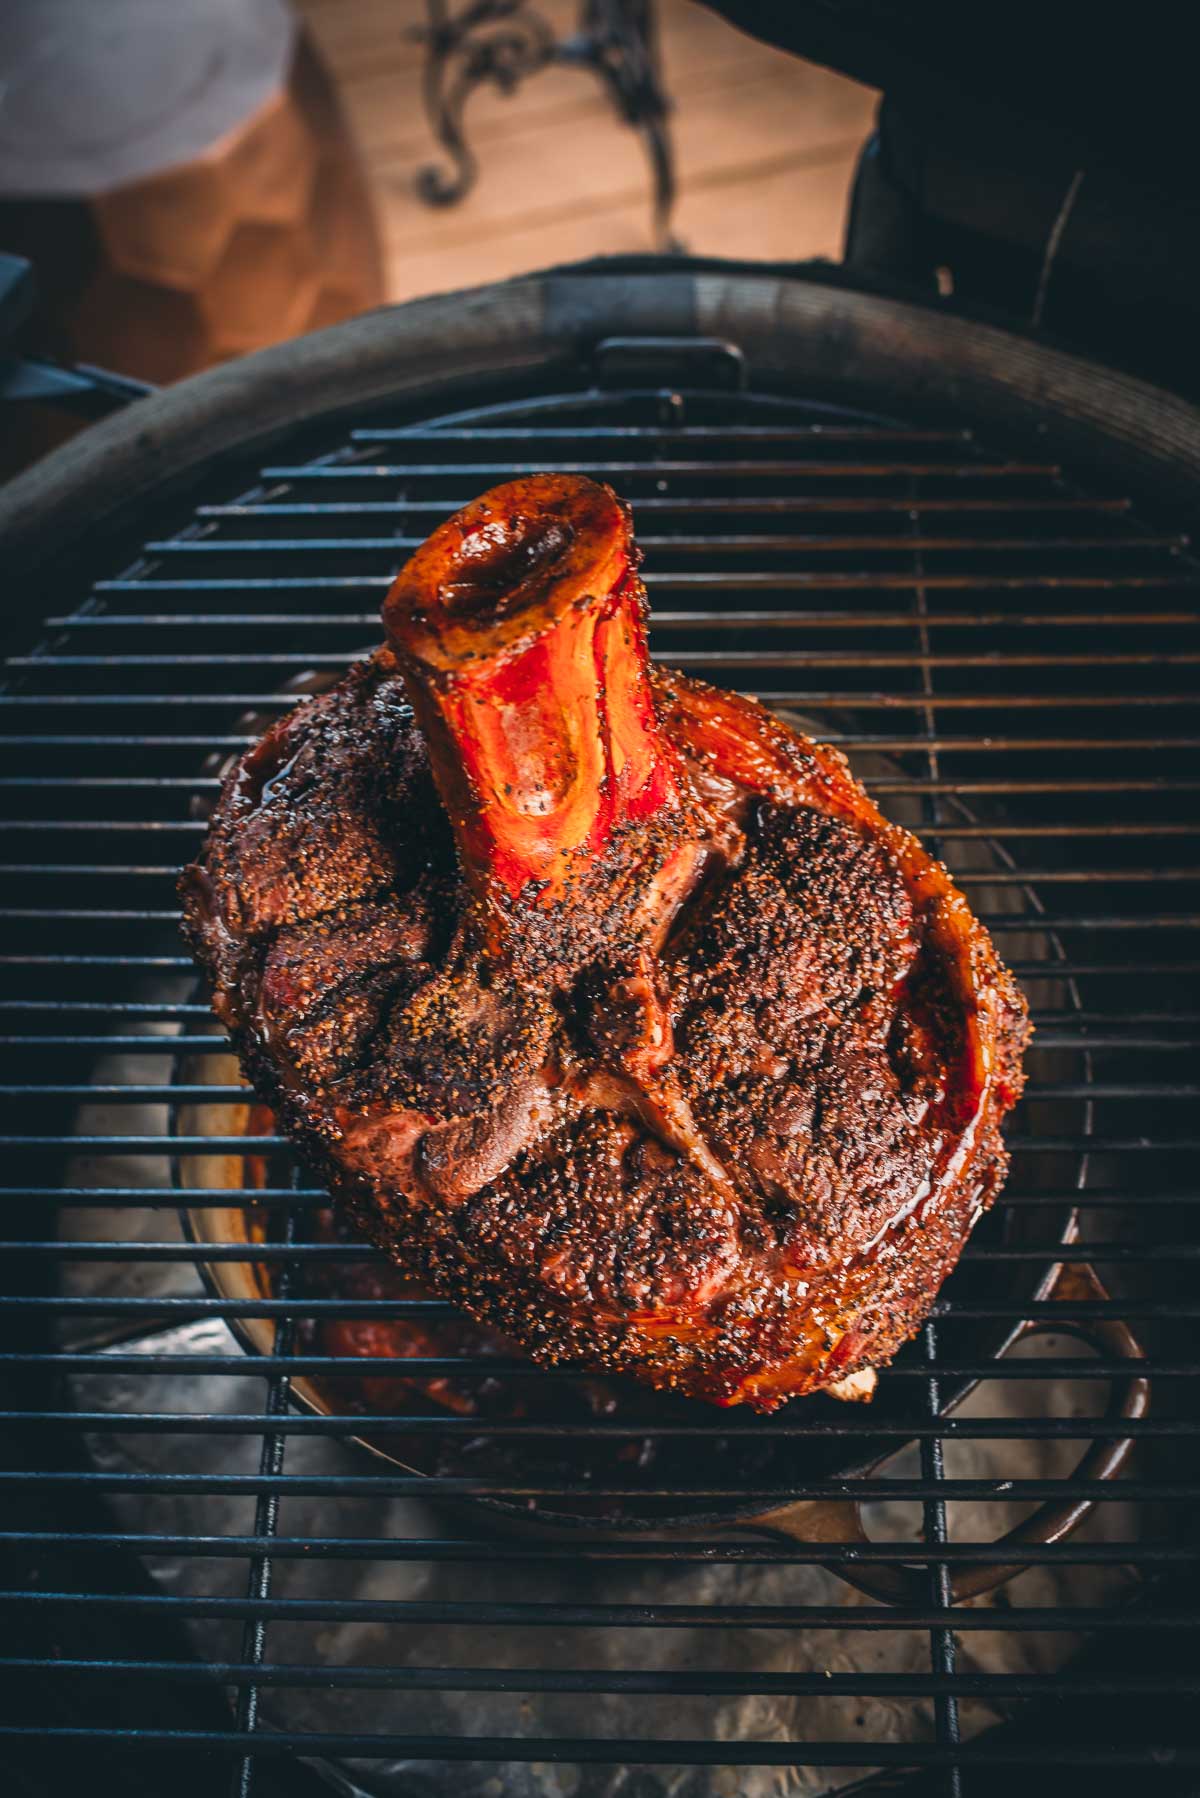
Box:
[1,363,1198,1796]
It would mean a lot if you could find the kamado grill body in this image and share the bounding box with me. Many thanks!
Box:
[1,261,1198,1796]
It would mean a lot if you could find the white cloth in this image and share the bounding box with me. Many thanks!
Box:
[0,0,293,196]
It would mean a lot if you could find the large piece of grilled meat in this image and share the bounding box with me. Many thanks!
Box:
[182,474,1029,1409]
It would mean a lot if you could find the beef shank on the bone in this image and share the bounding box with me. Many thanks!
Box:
[182,474,1029,1410]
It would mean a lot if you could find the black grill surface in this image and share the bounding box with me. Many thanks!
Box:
[1,365,1198,1797]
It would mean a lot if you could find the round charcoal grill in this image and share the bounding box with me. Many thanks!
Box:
[1,264,1198,1797]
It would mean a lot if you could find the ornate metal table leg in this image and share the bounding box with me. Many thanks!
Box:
[414,1,555,209]
[414,0,677,246]
[569,0,676,249]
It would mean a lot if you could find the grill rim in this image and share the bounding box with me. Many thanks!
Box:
[6,257,1200,589]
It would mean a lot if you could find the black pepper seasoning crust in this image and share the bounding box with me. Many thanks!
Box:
[181,645,1030,1412]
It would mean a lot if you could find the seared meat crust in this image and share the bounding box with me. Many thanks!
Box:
[183,636,1029,1409]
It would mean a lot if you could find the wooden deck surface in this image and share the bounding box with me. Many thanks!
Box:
[295,0,877,302]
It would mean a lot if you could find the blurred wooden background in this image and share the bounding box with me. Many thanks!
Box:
[1,0,877,473]
[294,0,877,302]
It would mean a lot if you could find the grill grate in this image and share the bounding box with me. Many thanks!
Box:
[1,352,1198,1797]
